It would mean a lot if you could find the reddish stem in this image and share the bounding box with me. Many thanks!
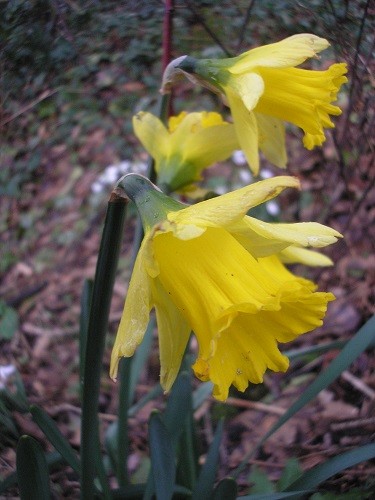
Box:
[162,0,174,116]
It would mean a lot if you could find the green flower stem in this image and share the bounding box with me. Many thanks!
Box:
[131,91,171,262]
[117,358,132,487]
[80,189,128,499]
[148,92,171,183]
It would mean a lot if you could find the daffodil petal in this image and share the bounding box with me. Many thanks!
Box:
[230,216,342,256]
[184,122,238,169]
[230,72,264,110]
[132,112,169,170]
[151,278,191,392]
[226,89,260,174]
[255,113,287,168]
[168,111,188,132]
[279,246,334,266]
[110,239,152,381]
[229,34,330,74]
[168,176,300,231]
[230,222,291,257]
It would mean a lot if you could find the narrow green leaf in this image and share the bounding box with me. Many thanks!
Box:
[0,299,19,340]
[16,435,51,500]
[79,278,93,391]
[284,340,346,361]
[0,451,63,495]
[212,477,237,499]
[30,404,80,474]
[193,381,214,410]
[240,493,310,499]
[233,314,375,479]
[117,357,132,486]
[128,383,163,418]
[149,412,176,500]
[105,420,119,475]
[191,418,224,500]
[170,371,197,490]
[277,458,302,491]
[248,465,275,493]
[80,195,127,499]
[285,443,375,491]
[1,385,29,413]
[164,371,192,446]
[175,417,198,491]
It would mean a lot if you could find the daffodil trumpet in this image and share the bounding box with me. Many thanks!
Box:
[111,173,342,401]
[161,34,348,175]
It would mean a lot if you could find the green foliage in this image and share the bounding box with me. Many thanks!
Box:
[0,300,19,340]
[1,0,74,80]
[16,435,51,500]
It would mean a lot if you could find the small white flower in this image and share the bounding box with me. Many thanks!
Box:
[91,181,103,194]
[0,364,16,390]
[266,200,280,216]
[238,168,253,184]
[260,168,274,179]
[232,150,247,166]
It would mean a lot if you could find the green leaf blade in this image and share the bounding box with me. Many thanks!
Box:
[30,404,80,474]
[285,443,375,491]
[149,412,176,500]
[16,435,51,500]
[191,418,224,500]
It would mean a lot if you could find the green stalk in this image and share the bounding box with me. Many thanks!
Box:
[116,358,132,487]
[80,189,128,499]
[131,92,171,260]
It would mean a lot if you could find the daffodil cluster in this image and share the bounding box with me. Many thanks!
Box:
[110,34,346,401]
[111,174,342,401]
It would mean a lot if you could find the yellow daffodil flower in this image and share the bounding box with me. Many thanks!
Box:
[161,34,348,174]
[132,111,238,191]
[111,174,342,401]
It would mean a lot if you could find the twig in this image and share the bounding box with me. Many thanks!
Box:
[0,89,58,128]
[6,282,48,308]
[22,323,78,337]
[220,397,285,416]
[331,417,375,432]
[162,0,175,119]
[341,370,375,399]
[183,0,233,56]
[162,0,174,72]
[46,403,118,423]
[235,0,256,53]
